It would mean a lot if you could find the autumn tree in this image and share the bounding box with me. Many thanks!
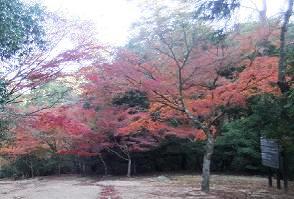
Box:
[0,0,45,144]
[77,64,161,177]
[110,3,282,191]
[0,122,43,177]
[0,11,105,176]
[0,104,97,176]
[0,13,102,125]
[193,0,293,93]
[192,0,294,191]
[111,90,160,177]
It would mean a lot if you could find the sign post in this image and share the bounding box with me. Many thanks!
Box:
[260,137,280,169]
[260,137,289,192]
[282,151,289,192]
[260,137,284,190]
[268,168,272,187]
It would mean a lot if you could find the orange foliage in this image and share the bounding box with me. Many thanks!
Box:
[2,24,283,158]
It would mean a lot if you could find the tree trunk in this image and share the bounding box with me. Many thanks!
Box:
[201,133,215,192]
[127,156,132,177]
[79,159,82,174]
[282,151,289,192]
[99,154,108,176]
[30,160,34,178]
[58,163,61,176]
[278,0,293,93]
[133,160,137,175]
[82,162,86,176]
[78,158,86,175]
[57,154,61,176]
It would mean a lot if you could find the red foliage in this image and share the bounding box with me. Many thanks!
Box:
[1,24,283,160]
[85,25,281,142]
[0,127,41,156]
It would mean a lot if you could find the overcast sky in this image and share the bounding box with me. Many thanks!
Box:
[37,0,287,46]
[40,0,140,46]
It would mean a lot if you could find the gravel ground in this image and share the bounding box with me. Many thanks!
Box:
[0,174,293,199]
[0,176,100,199]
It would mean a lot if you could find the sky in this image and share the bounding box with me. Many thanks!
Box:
[40,0,141,46]
[37,0,286,46]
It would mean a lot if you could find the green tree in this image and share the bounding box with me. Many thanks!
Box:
[214,118,262,172]
[247,92,294,150]
[0,80,8,106]
[0,79,9,146]
[0,0,45,60]
[220,91,294,178]
[21,80,76,108]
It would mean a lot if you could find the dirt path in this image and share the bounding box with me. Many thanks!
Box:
[96,175,294,199]
[0,174,293,199]
[0,176,100,199]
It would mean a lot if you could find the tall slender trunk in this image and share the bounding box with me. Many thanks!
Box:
[278,0,293,93]
[58,163,61,176]
[78,159,82,174]
[127,156,132,177]
[57,154,61,176]
[99,154,108,176]
[82,162,86,175]
[201,133,215,192]
[133,160,137,175]
[30,160,34,178]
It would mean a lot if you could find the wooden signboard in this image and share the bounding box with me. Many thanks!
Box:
[260,137,289,191]
[260,137,280,169]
